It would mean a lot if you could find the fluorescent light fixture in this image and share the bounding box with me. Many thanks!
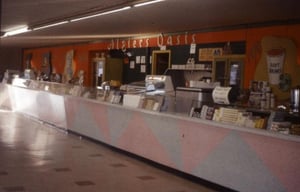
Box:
[71,6,131,22]
[33,21,69,31]
[134,0,165,7]
[3,26,30,37]
[1,1,162,38]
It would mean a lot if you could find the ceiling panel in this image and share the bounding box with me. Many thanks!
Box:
[1,0,300,49]
[1,0,136,30]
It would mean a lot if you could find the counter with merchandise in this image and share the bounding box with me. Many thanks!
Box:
[1,79,300,192]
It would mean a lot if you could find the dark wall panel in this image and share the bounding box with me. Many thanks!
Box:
[108,41,245,84]
[0,48,23,81]
[168,41,246,64]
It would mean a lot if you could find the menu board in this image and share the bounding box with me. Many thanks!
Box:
[198,48,223,61]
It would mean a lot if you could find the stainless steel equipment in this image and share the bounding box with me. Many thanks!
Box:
[122,75,175,112]
[145,75,175,112]
[175,87,213,114]
[145,75,174,95]
[291,86,300,113]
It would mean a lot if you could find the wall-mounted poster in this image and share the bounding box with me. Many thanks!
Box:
[141,56,146,64]
[41,52,52,78]
[130,60,135,69]
[64,50,75,83]
[254,36,300,100]
[141,65,146,73]
[266,48,285,85]
[25,53,32,69]
[190,43,196,54]
[136,56,141,64]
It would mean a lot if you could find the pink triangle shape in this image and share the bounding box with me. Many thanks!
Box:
[179,120,230,173]
[65,98,80,128]
[240,132,300,192]
[117,112,175,167]
[88,103,111,143]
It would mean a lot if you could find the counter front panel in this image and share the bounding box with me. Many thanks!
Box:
[64,95,300,192]
[1,83,300,192]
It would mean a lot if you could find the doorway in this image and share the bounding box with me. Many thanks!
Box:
[151,50,171,75]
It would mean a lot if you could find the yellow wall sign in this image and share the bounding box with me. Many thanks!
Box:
[199,48,223,61]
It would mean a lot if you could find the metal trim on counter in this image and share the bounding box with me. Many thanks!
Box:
[176,86,214,92]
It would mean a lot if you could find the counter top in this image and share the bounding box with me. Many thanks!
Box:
[65,93,300,143]
[5,82,300,142]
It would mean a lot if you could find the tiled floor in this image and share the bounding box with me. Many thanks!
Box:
[0,109,217,192]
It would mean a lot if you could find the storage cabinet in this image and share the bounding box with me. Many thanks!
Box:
[212,55,245,89]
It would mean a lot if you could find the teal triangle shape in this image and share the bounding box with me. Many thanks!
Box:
[71,102,101,139]
[142,114,183,170]
[107,107,134,146]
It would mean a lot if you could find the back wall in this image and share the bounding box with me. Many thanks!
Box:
[23,24,300,88]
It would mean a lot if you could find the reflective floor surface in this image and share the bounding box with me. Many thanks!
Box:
[0,110,217,192]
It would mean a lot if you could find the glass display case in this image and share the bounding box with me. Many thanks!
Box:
[10,78,99,99]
